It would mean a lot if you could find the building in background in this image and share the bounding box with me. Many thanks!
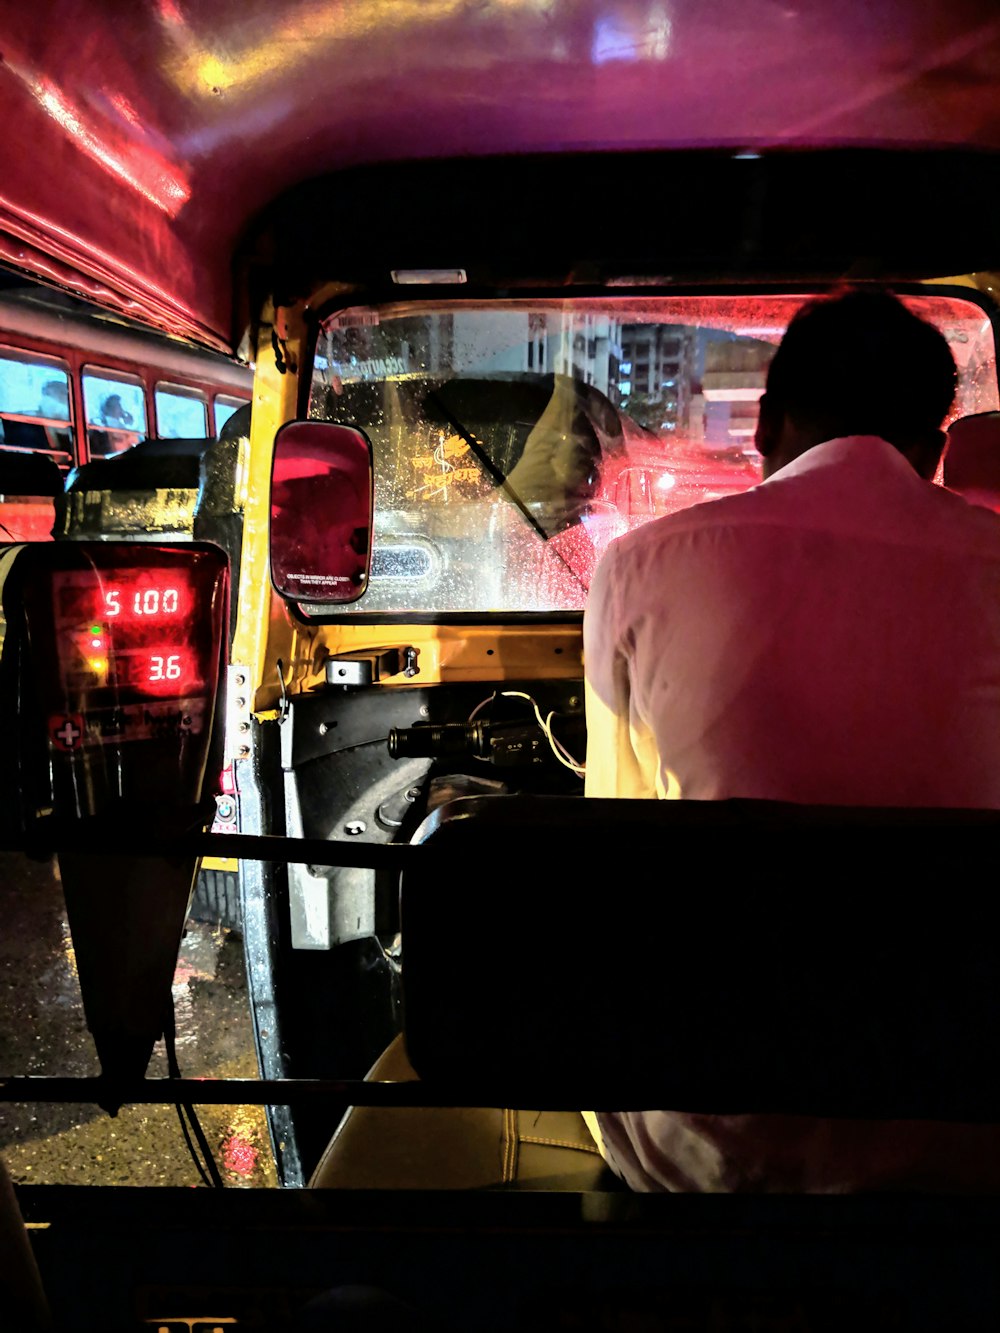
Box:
[701,337,775,450]
[618,325,696,434]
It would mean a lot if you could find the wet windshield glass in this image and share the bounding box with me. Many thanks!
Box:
[309,294,998,614]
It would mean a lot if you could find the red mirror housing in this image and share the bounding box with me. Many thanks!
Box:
[269,420,374,605]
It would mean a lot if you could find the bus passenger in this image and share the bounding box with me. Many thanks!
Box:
[38,380,68,420]
[99,393,134,428]
[582,286,1000,1191]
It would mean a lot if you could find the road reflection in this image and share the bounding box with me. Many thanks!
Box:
[0,853,277,1187]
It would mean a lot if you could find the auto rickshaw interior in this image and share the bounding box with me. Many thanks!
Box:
[220,147,1000,1189]
[7,145,1000,1331]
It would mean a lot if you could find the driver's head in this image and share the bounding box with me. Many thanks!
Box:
[755,287,957,480]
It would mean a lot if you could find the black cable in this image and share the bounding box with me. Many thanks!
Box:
[164,999,225,1188]
[164,1015,211,1185]
[182,1099,224,1189]
[276,657,290,723]
[173,1099,213,1189]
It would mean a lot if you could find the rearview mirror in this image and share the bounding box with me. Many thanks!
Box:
[269,420,374,604]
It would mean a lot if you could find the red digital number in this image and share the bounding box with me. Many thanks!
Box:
[149,654,182,682]
[102,586,182,619]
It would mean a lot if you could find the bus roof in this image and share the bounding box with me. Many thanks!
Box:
[3,0,1000,352]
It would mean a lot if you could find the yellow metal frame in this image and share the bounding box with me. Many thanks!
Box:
[229,288,588,719]
[230,298,308,711]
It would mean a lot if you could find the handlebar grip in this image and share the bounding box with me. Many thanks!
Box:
[387,721,488,759]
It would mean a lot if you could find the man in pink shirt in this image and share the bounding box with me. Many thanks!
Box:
[583,287,1000,1191]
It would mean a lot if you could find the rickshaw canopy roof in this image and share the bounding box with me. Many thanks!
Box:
[3,0,1000,352]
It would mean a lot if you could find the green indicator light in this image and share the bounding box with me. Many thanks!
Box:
[90,625,102,636]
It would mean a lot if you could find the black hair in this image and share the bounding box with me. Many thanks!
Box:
[764,287,957,448]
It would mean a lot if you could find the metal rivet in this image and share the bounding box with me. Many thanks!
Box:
[235,697,246,709]
[318,722,328,735]
[237,744,250,758]
[405,787,420,801]
[345,820,366,836]
[235,673,246,687]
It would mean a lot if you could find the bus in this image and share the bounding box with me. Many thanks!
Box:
[1,3,1000,1331]
[0,278,252,542]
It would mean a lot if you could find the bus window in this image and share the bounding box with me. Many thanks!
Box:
[214,393,250,435]
[0,348,73,468]
[155,381,209,438]
[82,367,146,457]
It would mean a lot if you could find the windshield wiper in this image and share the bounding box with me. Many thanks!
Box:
[425,388,591,596]
[426,388,550,544]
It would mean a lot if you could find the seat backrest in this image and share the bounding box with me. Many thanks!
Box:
[943,411,1000,510]
[65,436,210,494]
[400,795,1000,1121]
[57,438,213,539]
[0,449,62,497]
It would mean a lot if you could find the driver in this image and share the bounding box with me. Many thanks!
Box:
[582,286,1000,1191]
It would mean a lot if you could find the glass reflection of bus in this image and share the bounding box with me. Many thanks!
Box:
[0,277,252,540]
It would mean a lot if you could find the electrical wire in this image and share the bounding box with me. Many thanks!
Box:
[275,657,290,724]
[467,689,586,776]
[173,1098,213,1189]
[506,690,587,776]
[467,691,496,722]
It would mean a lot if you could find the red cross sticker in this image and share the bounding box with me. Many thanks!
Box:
[49,714,85,752]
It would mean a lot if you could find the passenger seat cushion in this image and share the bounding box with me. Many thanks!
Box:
[309,1035,609,1191]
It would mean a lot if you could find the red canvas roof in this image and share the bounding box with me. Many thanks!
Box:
[2,0,999,351]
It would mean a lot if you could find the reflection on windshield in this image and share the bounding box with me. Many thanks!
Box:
[308,295,998,615]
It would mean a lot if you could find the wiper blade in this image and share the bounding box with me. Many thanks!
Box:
[426,388,550,544]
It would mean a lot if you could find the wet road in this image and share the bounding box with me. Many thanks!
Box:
[0,853,277,1188]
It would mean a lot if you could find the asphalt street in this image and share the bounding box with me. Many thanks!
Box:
[0,853,276,1188]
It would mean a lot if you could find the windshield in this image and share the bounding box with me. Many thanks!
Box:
[308,294,998,615]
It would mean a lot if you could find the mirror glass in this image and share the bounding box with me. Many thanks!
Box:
[269,420,373,604]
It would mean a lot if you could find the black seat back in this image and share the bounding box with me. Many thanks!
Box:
[400,795,1000,1120]
[57,437,213,539]
[0,450,62,496]
[65,435,209,493]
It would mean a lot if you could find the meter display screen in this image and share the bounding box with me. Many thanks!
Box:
[53,568,207,700]
[14,542,227,780]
